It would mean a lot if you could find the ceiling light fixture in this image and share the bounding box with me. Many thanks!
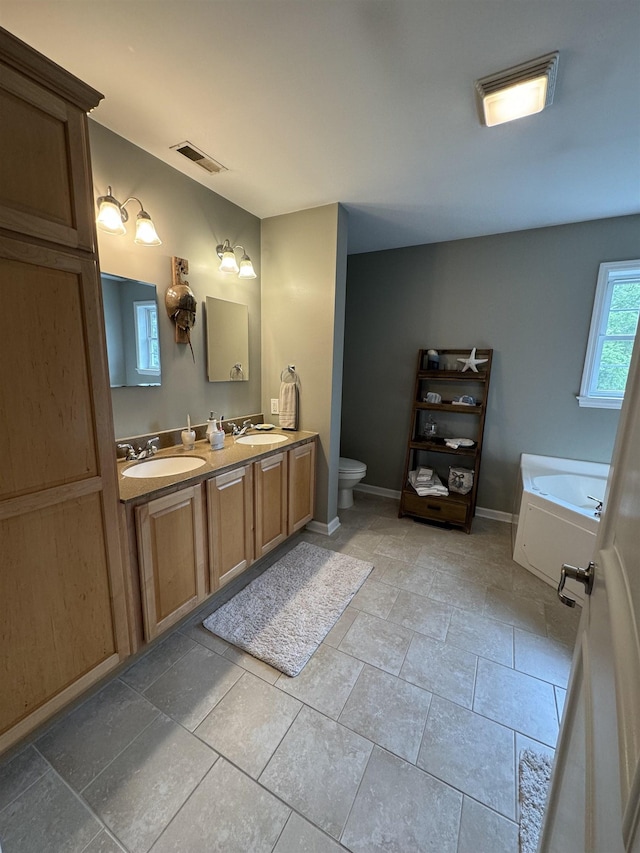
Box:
[96,186,162,246]
[216,239,257,279]
[475,51,559,127]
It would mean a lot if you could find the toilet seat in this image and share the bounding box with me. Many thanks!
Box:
[339,457,367,475]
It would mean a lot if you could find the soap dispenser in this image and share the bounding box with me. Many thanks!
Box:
[206,411,217,444]
[207,411,225,450]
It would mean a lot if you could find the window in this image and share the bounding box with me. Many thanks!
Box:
[134,300,160,376]
[578,260,640,408]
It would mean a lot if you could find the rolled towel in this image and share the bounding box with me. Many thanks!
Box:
[279,381,299,430]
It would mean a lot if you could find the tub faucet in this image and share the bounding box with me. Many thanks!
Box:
[587,495,603,517]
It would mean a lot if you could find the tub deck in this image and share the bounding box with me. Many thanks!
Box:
[512,454,609,602]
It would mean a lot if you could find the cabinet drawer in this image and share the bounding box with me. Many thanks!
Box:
[401,491,468,524]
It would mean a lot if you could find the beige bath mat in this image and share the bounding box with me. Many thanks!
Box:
[203,542,373,676]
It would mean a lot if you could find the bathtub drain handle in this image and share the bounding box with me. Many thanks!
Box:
[558,562,595,607]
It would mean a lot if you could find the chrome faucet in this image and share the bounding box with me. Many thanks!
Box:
[587,495,603,517]
[229,420,253,437]
[118,437,159,461]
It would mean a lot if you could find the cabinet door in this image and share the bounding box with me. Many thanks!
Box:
[288,441,316,534]
[0,238,129,752]
[136,485,206,641]
[207,465,254,590]
[254,452,288,559]
[0,59,96,250]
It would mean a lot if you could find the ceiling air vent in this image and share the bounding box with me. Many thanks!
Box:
[170,141,227,175]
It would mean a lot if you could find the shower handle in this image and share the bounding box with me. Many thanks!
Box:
[557,562,595,608]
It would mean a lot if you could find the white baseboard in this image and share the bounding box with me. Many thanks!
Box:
[355,485,512,524]
[355,484,401,499]
[475,506,513,524]
[306,517,341,536]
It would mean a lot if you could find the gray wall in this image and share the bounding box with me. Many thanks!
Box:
[341,214,640,514]
[90,121,262,439]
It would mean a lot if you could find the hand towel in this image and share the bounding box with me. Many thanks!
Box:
[279,381,299,429]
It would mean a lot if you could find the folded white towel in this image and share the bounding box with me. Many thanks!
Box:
[408,469,448,496]
[279,381,299,430]
[415,466,434,483]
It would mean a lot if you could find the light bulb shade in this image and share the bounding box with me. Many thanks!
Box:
[134,211,162,246]
[475,51,559,127]
[219,249,240,274]
[96,196,126,235]
[238,254,257,279]
[482,76,548,127]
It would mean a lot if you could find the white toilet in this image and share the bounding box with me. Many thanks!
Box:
[338,457,367,509]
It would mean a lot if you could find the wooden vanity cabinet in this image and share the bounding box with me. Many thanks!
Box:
[126,437,317,645]
[288,441,316,534]
[135,485,206,641]
[254,451,289,559]
[0,30,129,754]
[207,464,254,590]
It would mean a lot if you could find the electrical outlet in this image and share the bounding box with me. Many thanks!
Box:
[270,398,279,415]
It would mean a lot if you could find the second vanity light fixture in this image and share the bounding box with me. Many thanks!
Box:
[96,186,162,246]
[475,51,559,127]
[216,239,257,279]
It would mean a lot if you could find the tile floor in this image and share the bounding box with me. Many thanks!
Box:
[0,494,580,853]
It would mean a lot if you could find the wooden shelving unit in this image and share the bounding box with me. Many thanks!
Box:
[399,348,493,533]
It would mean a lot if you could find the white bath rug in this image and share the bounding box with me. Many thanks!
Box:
[519,748,553,853]
[203,542,373,677]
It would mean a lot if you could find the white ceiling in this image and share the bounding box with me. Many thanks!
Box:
[2,1,639,254]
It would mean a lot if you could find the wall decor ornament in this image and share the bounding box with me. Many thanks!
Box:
[457,347,488,372]
[165,256,196,361]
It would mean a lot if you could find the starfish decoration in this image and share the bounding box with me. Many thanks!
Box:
[457,347,488,373]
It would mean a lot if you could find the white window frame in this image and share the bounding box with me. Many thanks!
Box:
[577,259,640,409]
[134,300,161,376]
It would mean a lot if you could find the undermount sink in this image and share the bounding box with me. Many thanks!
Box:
[122,456,206,478]
[235,433,289,446]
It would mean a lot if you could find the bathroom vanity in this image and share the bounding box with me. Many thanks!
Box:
[118,431,317,648]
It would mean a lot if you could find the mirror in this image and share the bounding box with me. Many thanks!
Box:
[206,296,249,382]
[101,273,162,387]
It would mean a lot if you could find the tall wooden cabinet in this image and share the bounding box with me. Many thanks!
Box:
[0,29,129,752]
[399,348,492,534]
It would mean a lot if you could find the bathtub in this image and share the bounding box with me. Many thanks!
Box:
[512,454,610,603]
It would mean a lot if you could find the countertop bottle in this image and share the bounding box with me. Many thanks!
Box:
[206,411,217,444]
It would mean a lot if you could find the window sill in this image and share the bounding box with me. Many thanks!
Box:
[576,395,623,410]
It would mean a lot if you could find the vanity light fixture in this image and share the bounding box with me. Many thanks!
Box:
[96,186,162,246]
[475,51,559,127]
[216,239,257,279]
